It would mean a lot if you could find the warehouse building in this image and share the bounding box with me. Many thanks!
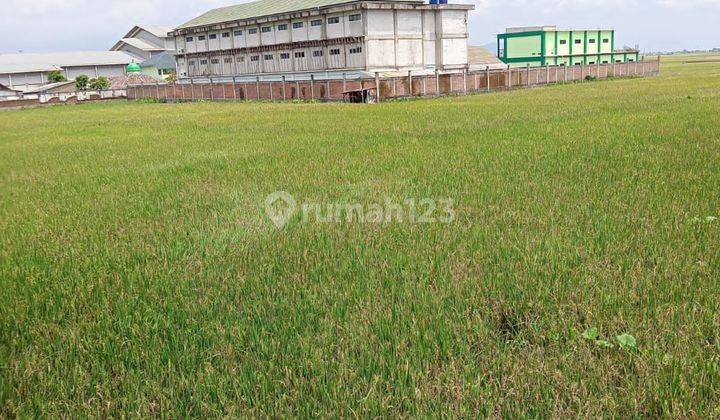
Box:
[110,25,176,61]
[497,26,640,67]
[172,0,474,78]
[0,51,134,91]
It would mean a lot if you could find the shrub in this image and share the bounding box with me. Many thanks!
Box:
[47,70,66,83]
[75,75,90,90]
[89,77,110,90]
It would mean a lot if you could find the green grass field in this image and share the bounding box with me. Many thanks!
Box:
[1,56,718,417]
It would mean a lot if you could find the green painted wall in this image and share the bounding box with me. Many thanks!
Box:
[498,28,639,68]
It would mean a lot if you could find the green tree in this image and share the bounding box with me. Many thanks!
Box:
[47,70,66,83]
[89,76,110,91]
[75,74,89,90]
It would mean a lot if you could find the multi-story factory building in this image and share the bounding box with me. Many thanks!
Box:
[172,0,474,78]
[497,26,640,67]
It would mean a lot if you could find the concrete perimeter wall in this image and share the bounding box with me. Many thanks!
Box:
[129,59,660,102]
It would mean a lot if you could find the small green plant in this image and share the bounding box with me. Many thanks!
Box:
[582,327,599,340]
[582,327,616,349]
[75,75,89,90]
[616,333,638,351]
[47,70,66,83]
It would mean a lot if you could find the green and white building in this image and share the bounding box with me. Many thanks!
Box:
[497,26,640,67]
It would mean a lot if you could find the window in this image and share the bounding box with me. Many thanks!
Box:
[313,50,323,57]
[209,34,217,40]
[349,46,362,54]
[311,19,322,26]
[185,36,194,42]
[250,55,259,62]
[237,57,245,62]
[188,60,196,66]
[327,16,340,24]
[224,57,232,63]
[210,58,219,64]
[261,26,272,33]
[329,48,341,55]
[575,62,582,66]
[222,32,230,38]
[615,59,622,63]
[277,24,288,31]
[293,22,304,29]
[264,54,273,60]
[588,61,595,64]
[234,30,243,36]
[200,59,208,64]
[589,39,596,44]
[280,53,290,59]
[348,14,361,22]
[574,39,582,44]
[603,38,609,43]
[198,35,206,41]
[248,28,258,34]
[602,60,608,64]
[559,39,567,45]
[294,51,305,58]
[628,58,635,62]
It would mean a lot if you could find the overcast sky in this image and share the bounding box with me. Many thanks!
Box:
[1,0,718,54]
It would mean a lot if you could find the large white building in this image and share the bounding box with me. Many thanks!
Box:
[110,25,176,61]
[172,0,473,78]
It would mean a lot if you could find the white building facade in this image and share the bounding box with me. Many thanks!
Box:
[173,0,473,78]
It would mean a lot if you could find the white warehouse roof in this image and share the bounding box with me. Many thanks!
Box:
[0,51,134,74]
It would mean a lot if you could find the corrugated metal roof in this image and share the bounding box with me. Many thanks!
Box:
[0,82,23,92]
[0,62,62,74]
[178,0,421,29]
[22,80,77,94]
[120,38,167,51]
[138,25,175,38]
[0,51,134,74]
[140,52,176,70]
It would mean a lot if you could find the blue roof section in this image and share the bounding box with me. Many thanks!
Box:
[140,52,176,70]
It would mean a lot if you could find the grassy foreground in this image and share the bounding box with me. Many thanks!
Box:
[1,56,718,417]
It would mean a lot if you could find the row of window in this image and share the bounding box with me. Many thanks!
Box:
[184,14,361,42]
[554,59,634,66]
[187,47,361,66]
[558,38,610,45]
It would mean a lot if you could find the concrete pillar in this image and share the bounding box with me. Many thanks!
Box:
[435,69,439,96]
[546,65,550,84]
[375,72,381,102]
[526,64,531,86]
[408,70,412,97]
[310,74,315,100]
[486,66,490,92]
